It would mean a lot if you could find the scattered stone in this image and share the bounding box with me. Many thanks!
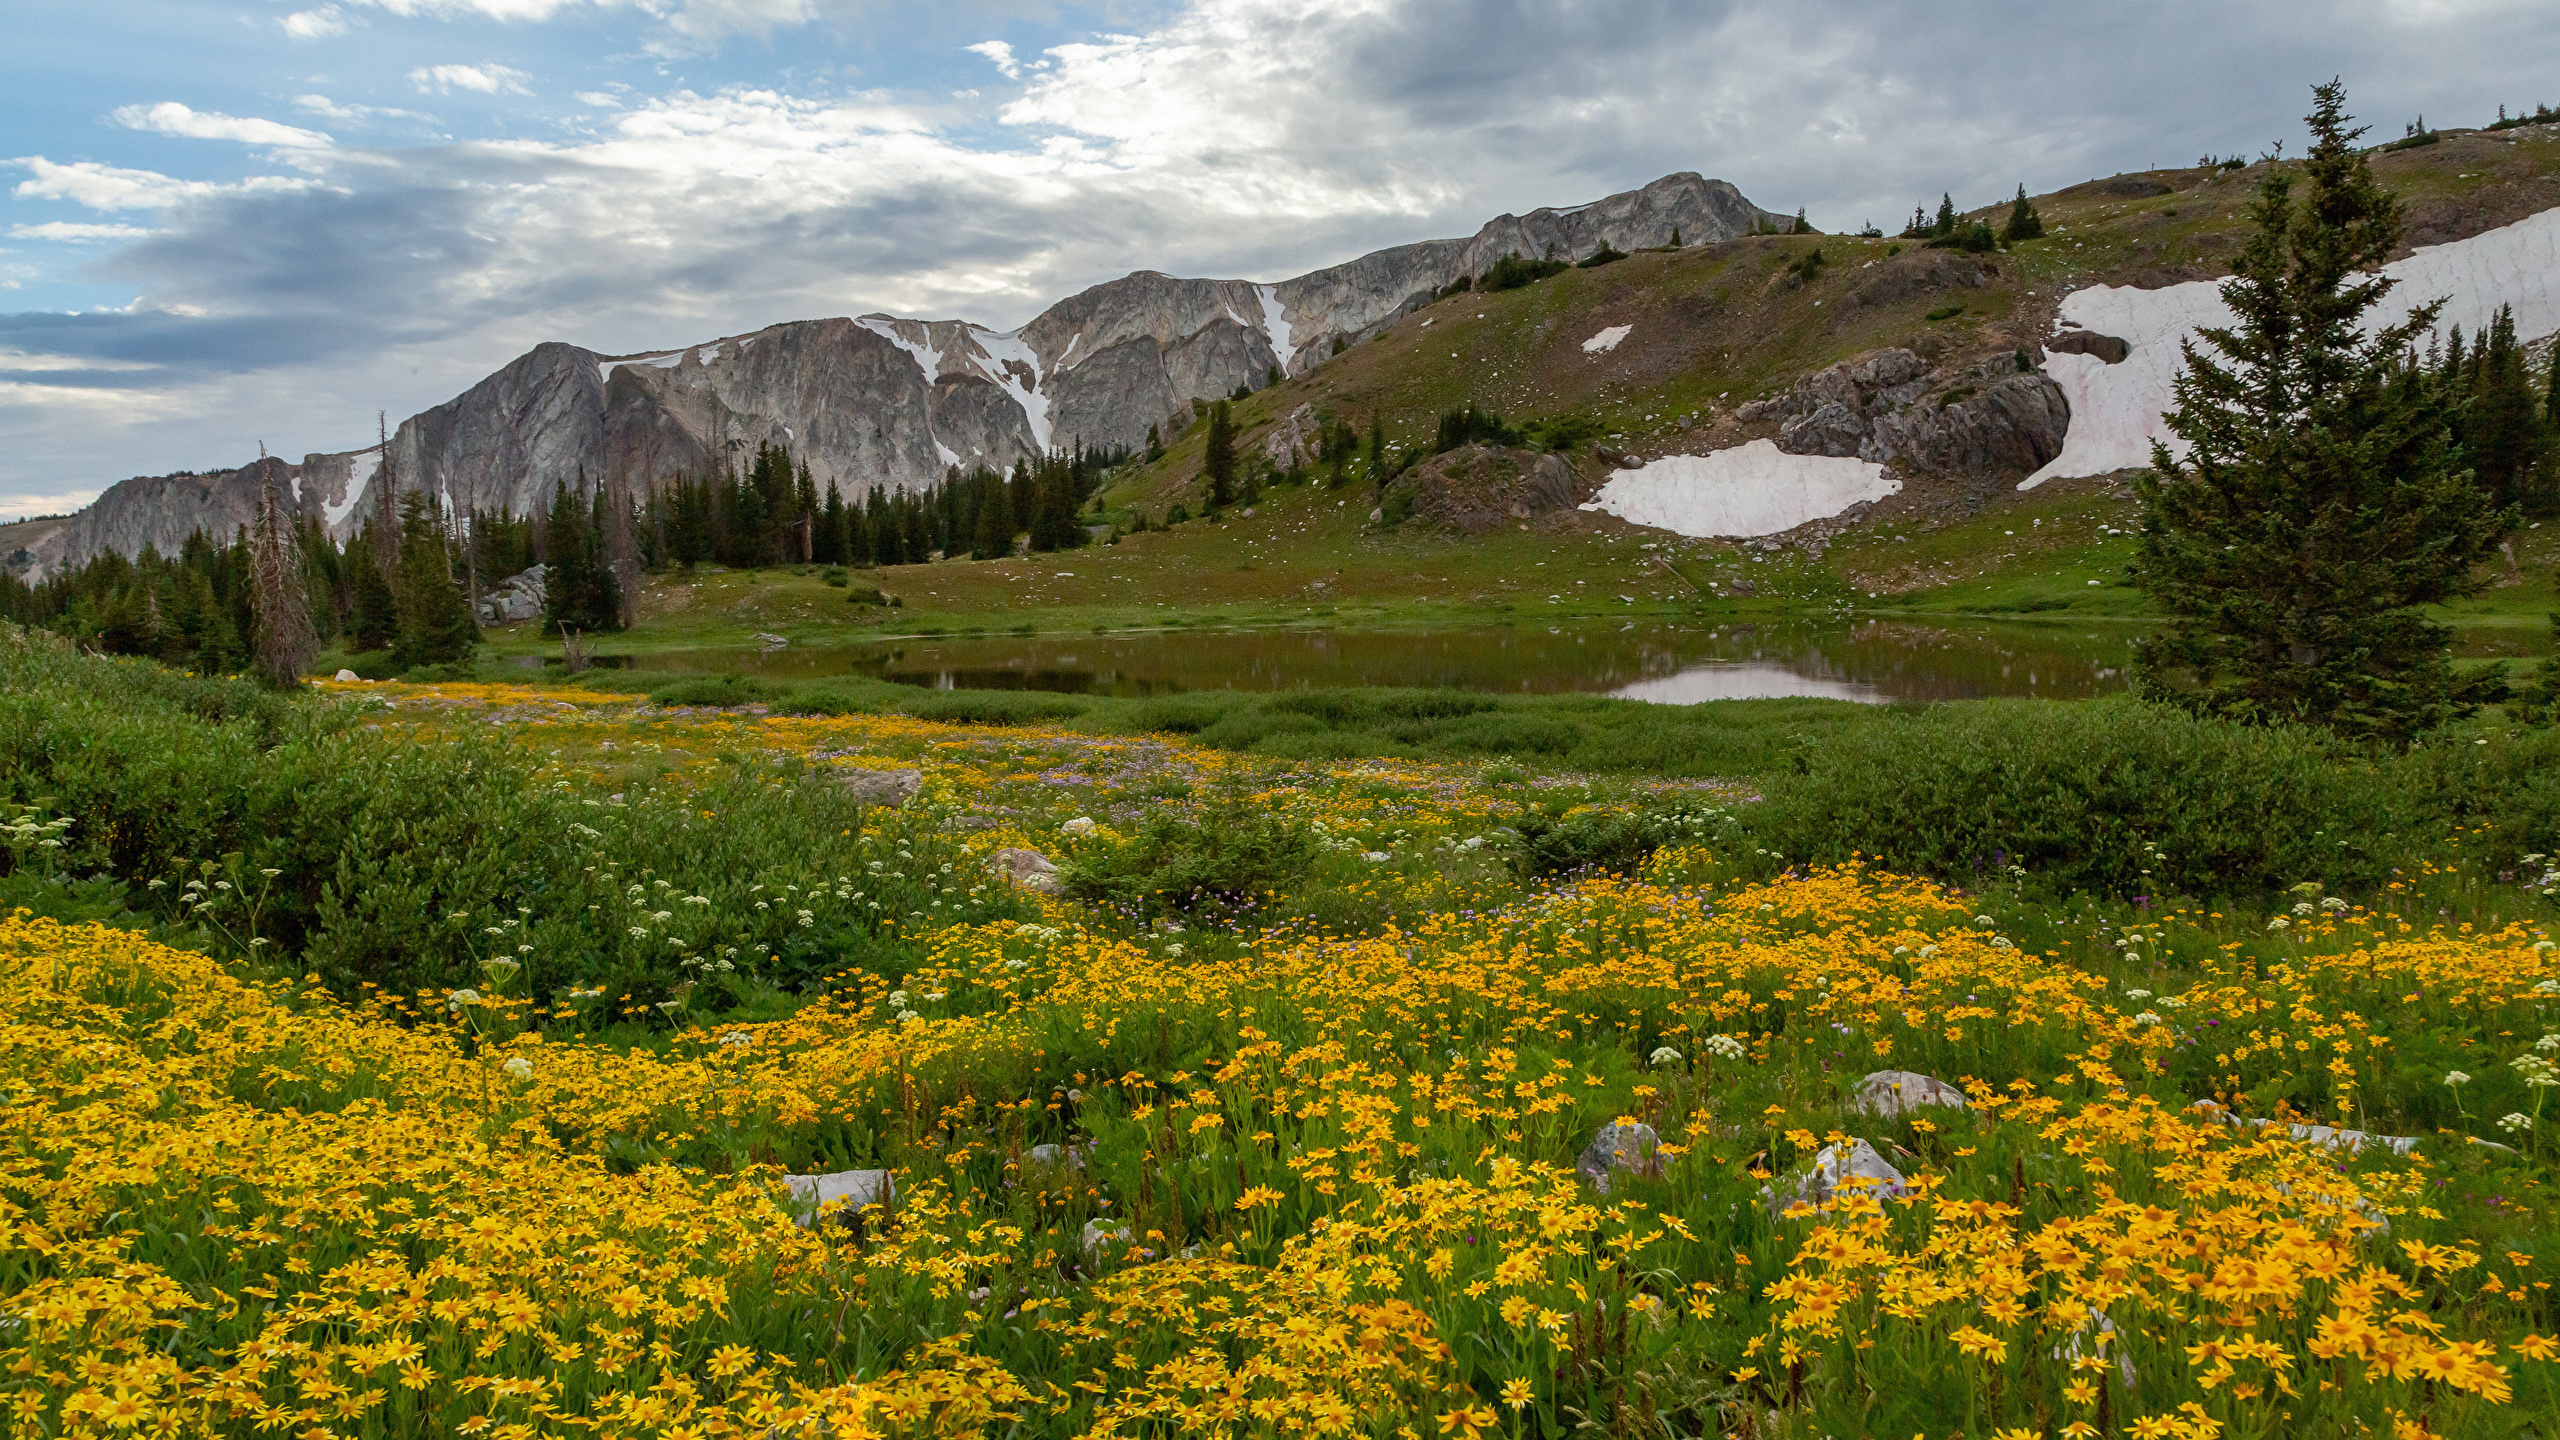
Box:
[831,767,922,808]
[1061,816,1097,836]
[1080,1218,1131,1259]
[1024,1142,1087,1169]
[1768,1138,1907,1215]
[334,669,360,682]
[990,847,1061,894]
[1576,1121,1662,1195]
[1851,1070,1969,1118]
[2047,328,2131,364]
[782,1168,894,1227]
[476,565,549,626]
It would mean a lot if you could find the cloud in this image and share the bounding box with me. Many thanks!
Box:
[0,489,105,519]
[111,103,335,151]
[9,158,323,211]
[409,63,534,95]
[280,5,352,39]
[9,0,2560,504]
[966,40,1021,79]
[8,222,158,242]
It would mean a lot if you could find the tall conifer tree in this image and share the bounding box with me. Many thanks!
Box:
[391,490,478,668]
[2132,81,2516,742]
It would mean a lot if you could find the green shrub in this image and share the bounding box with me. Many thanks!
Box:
[1059,803,1318,924]
[900,690,1089,726]
[1745,697,2404,898]
[651,675,774,708]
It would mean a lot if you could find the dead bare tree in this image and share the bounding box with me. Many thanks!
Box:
[248,444,318,688]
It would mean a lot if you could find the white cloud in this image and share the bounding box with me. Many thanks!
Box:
[280,5,351,39]
[0,489,104,518]
[574,91,624,108]
[966,40,1021,79]
[8,222,157,242]
[409,63,534,95]
[111,103,335,151]
[9,157,323,210]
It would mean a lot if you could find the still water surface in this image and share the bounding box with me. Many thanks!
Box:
[612,619,2145,704]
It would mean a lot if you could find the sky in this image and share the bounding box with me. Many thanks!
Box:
[4,0,2556,517]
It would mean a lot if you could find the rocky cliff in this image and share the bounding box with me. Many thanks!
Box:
[29,173,1788,577]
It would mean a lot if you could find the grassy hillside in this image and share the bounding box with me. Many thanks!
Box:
[433,121,2560,661]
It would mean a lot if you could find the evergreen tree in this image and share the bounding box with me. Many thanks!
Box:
[2131,81,2516,743]
[345,530,399,652]
[544,478,622,633]
[1365,416,1388,496]
[2000,184,2045,243]
[1202,400,1238,510]
[2466,305,2551,513]
[971,472,1015,559]
[1144,424,1164,463]
[1932,193,1959,238]
[391,490,478,668]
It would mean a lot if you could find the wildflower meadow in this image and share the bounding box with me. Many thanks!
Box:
[5,650,2560,1439]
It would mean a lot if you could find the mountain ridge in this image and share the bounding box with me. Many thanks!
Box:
[9,172,1785,581]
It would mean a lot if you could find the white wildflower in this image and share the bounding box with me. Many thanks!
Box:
[1704,1034,1749,1061]
[502,1057,534,1080]
[1649,1046,1683,1068]
[2498,1112,2533,1134]
[2445,1070,2472,1087]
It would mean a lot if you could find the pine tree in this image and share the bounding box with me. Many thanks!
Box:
[345,530,398,652]
[2000,184,2045,243]
[247,451,317,688]
[1202,400,1238,510]
[1669,227,1682,247]
[1932,193,1959,238]
[2466,305,2550,513]
[1793,207,1812,234]
[2131,81,2517,743]
[1365,416,1388,495]
[1144,424,1163,463]
[391,490,478,668]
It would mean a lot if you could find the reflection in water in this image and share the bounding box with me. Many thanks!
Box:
[624,618,2147,705]
[1611,665,1889,704]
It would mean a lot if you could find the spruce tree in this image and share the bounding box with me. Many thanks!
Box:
[2131,81,2516,743]
[2000,184,2044,243]
[2466,305,2550,513]
[391,489,478,668]
[1932,193,1959,238]
[346,530,399,652]
[1202,400,1238,511]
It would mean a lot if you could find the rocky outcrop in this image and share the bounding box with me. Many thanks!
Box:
[1397,445,1587,535]
[479,566,548,626]
[1743,347,2070,483]
[20,449,380,581]
[44,173,1792,575]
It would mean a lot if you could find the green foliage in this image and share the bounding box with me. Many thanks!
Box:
[651,675,775,708]
[1481,251,1570,292]
[544,476,625,634]
[1202,400,1239,511]
[1924,304,1966,322]
[1746,696,2411,898]
[1784,246,1828,285]
[1999,184,2044,243]
[1058,800,1318,925]
[901,690,1090,726]
[0,639,1019,1004]
[391,491,478,669]
[1575,242,1628,269]
[2134,82,2518,744]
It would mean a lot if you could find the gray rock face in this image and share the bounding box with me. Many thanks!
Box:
[783,1168,895,1226]
[1749,347,2070,482]
[1850,1070,1969,1118]
[830,767,923,808]
[1576,1121,1662,1195]
[1401,445,1587,536]
[46,172,1791,574]
[990,847,1061,893]
[479,565,548,626]
[20,450,380,581]
[1767,1138,1907,1214]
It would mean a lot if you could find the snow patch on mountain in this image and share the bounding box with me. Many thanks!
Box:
[970,327,1052,450]
[1581,440,1899,537]
[857,316,945,384]
[1256,284,1294,372]
[1582,325,1632,354]
[2024,204,2560,490]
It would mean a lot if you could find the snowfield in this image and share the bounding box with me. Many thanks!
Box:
[2024,204,2560,489]
[1582,325,1632,354]
[1580,440,1900,537]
